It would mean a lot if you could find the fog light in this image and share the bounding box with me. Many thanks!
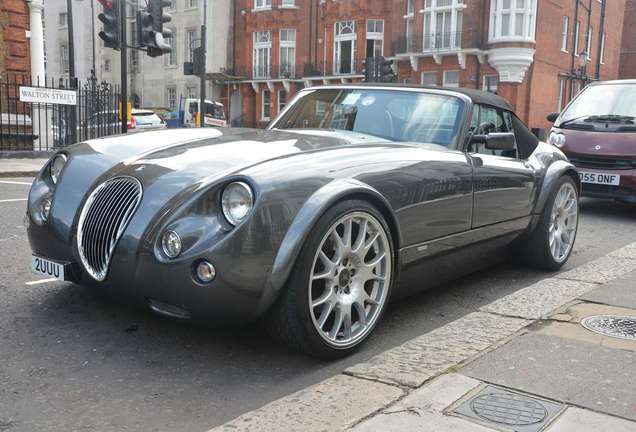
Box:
[195,260,216,283]
[161,230,182,258]
[41,198,52,221]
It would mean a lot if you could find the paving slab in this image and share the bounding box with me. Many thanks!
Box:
[579,271,636,309]
[480,278,598,320]
[346,312,530,388]
[207,374,405,432]
[546,407,636,432]
[555,254,636,284]
[351,373,493,432]
[608,243,636,261]
[462,333,636,421]
[0,159,47,177]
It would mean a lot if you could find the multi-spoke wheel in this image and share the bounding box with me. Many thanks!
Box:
[267,200,394,358]
[521,176,580,271]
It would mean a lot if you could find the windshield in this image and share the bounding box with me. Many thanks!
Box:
[272,88,465,147]
[205,103,225,120]
[560,84,636,124]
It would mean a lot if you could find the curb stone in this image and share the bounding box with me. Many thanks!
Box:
[209,241,636,432]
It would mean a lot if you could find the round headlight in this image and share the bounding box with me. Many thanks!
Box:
[49,154,67,185]
[161,230,182,258]
[548,132,566,148]
[221,182,254,226]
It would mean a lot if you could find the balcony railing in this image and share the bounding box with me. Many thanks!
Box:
[251,62,300,80]
[392,29,480,55]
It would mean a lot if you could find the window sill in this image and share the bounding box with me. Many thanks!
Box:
[561,49,569,53]
[165,65,178,69]
[489,36,535,44]
[279,5,299,9]
[183,7,198,11]
[252,7,272,12]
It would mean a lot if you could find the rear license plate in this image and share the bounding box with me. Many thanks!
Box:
[31,255,66,280]
[579,171,621,186]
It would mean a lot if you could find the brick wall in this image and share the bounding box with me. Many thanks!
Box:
[0,0,30,78]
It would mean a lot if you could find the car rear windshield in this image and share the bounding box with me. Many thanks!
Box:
[205,103,225,120]
[560,83,636,124]
[272,88,465,147]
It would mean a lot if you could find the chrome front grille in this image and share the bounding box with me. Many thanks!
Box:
[77,176,142,281]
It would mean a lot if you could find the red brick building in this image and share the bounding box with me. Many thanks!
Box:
[0,0,30,79]
[620,0,636,78]
[227,0,625,135]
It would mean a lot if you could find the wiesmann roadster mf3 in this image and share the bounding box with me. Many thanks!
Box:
[27,85,580,358]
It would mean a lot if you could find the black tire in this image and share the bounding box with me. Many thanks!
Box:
[521,176,579,271]
[266,199,395,359]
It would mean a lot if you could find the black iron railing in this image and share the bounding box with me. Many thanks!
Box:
[0,74,120,152]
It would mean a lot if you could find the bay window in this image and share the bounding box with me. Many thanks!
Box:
[489,0,537,42]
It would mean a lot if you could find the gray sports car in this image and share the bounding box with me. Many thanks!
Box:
[27,85,580,358]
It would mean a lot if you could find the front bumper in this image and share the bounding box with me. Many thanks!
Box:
[26,216,277,326]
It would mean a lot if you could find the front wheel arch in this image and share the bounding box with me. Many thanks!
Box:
[263,180,401,314]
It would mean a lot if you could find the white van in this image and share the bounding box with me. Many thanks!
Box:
[183,99,227,128]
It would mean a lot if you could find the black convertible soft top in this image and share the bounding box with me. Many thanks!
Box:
[325,82,513,112]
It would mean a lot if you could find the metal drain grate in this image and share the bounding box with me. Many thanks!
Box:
[581,315,636,340]
[451,385,563,432]
[471,392,547,426]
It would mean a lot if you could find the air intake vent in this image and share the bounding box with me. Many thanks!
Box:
[77,176,142,281]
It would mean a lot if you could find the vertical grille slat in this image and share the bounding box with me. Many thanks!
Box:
[77,177,143,281]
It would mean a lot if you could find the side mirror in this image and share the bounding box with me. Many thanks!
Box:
[470,132,516,151]
[546,112,559,122]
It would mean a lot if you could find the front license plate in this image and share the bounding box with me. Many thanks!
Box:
[31,255,65,280]
[579,171,621,186]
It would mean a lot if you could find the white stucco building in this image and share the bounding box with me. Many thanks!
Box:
[43,0,232,109]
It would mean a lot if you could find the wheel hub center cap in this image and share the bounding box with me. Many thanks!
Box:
[338,268,351,287]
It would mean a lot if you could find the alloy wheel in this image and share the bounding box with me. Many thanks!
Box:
[549,182,578,262]
[308,211,392,348]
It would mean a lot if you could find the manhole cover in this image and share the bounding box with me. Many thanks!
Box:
[581,315,636,340]
[470,392,547,426]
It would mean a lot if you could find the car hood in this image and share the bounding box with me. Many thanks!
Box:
[556,127,636,158]
[52,128,385,225]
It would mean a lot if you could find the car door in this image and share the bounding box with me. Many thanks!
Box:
[467,104,537,228]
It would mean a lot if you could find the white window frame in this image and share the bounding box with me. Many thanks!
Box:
[279,29,296,77]
[489,0,537,43]
[278,90,287,113]
[600,32,606,64]
[165,29,177,66]
[561,16,569,52]
[366,19,384,58]
[281,0,295,7]
[60,44,69,73]
[574,21,580,56]
[443,70,460,87]
[254,0,271,10]
[186,86,197,98]
[422,0,466,51]
[482,74,498,92]
[557,78,566,111]
[59,12,68,27]
[253,31,272,78]
[166,87,177,110]
[586,26,593,60]
[185,29,197,63]
[186,0,197,9]
[334,20,356,75]
[104,59,111,72]
[261,90,271,121]
[421,71,437,86]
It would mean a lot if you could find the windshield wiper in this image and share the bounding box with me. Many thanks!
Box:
[584,115,635,124]
[558,115,591,127]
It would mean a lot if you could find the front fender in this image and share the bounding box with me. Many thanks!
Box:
[260,178,400,312]
[533,159,581,215]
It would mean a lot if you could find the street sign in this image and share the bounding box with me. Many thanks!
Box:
[19,86,77,105]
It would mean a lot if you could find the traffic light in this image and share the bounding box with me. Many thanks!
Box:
[362,57,373,82]
[136,10,153,47]
[380,58,396,83]
[97,0,120,50]
[146,0,173,57]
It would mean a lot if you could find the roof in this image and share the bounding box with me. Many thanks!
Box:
[314,82,513,111]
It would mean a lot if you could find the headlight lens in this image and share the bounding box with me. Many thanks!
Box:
[161,230,182,258]
[548,132,566,148]
[41,198,52,221]
[49,154,67,185]
[221,181,254,226]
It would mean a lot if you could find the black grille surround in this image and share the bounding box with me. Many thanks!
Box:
[568,155,636,171]
[77,176,143,281]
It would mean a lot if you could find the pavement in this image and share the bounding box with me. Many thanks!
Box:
[0,158,47,177]
[212,246,636,432]
[1,169,636,431]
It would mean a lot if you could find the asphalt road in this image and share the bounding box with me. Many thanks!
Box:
[1,178,635,432]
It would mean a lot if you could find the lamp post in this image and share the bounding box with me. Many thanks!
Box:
[199,0,207,128]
